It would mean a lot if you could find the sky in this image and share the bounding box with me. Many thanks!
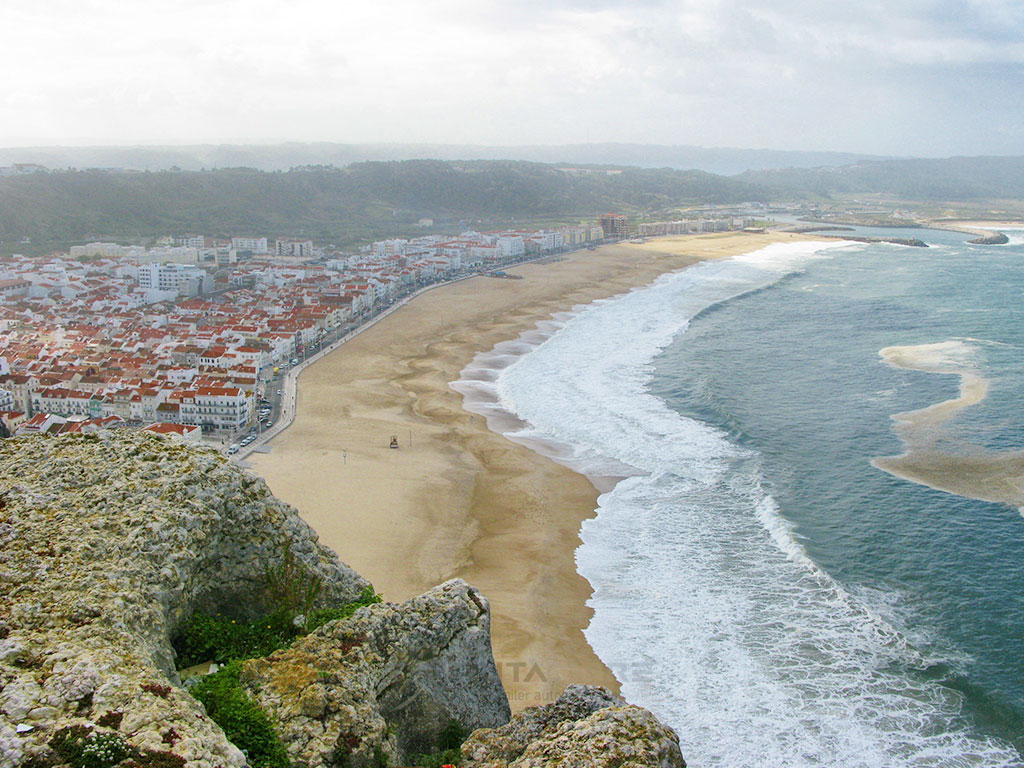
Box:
[2,0,1023,156]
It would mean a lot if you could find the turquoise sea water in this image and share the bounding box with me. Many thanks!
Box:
[652,228,1024,760]
[457,229,1024,766]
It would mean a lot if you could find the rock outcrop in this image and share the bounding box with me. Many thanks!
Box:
[243,579,509,767]
[968,232,1009,245]
[0,432,688,768]
[462,685,685,768]
[0,431,369,766]
[466,688,688,768]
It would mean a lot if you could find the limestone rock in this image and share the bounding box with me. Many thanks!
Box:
[0,431,689,768]
[462,685,685,768]
[0,431,367,766]
[245,578,511,767]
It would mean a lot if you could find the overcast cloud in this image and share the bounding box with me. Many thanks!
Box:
[2,0,1022,155]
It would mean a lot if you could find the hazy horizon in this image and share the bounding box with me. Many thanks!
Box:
[5,1,1023,157]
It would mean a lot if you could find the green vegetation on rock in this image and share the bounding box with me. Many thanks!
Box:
[189,662,291,768]
[173,572,381,768]
[35,726,187,768]
[410,720,469,768]
[50,727,131,768]
[172,610,298,669]
[173,585,382,668]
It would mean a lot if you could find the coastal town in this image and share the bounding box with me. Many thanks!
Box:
[0,213,755,449]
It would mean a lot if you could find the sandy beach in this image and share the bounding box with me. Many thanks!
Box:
[247,230,817,710]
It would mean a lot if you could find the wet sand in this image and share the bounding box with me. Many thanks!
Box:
[247,231,817,709]
[873,341,1024,511]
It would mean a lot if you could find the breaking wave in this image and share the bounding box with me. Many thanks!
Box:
[454,240,1021,766]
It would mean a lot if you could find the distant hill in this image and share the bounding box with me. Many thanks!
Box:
[0,142,883,176]
[0,160,765,251]
[738,156,1024,200]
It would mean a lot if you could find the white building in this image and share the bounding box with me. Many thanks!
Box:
[176,236,206,250]
[31,388,95,419]
[527,231,564,252]
[0,279,30,300]
[496,235,525,259]
[70,242,140,259]
[470,245,500,263]
[231,237,269,253]
[138,263,211,297]
[214,248,238,266]
[178,386,254,432]
[139,247,200,265]
[373,239,408,259]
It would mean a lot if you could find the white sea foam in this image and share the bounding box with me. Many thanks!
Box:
[996,227,1024,246]
[453,240,1022,766]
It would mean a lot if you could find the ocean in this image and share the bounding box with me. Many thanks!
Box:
[455,228,1024,766]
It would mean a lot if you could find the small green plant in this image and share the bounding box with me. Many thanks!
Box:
[305,586,382,633]
[190,661,291,768]
[438,720,468,751]
[409,720,468,768]
[264,541,323,619]
[50,727,131,768]
[50,725,91,765]
[79,734,132,768]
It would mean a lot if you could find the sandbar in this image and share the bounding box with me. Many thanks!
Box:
[873,341,1024,511]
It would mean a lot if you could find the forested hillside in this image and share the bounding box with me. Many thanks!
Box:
[738,156,1024,200]
[0,141,880,176]
[0,160,764,252]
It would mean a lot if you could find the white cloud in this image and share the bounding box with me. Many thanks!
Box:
[0,0,1021,154]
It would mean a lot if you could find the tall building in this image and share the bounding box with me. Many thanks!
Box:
[137,263,211,296]
[276,239,314,258]
[599,213,630,240]
[231,237,269,254]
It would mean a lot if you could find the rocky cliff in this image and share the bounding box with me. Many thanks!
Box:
[0,432,684,767]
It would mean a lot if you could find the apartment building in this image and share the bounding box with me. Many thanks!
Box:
[138,263,211,297]
[276,239,314,258]
[231,237,269,254]
[178,386,253,432]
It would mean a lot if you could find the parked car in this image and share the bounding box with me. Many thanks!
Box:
[227,444,239,454]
